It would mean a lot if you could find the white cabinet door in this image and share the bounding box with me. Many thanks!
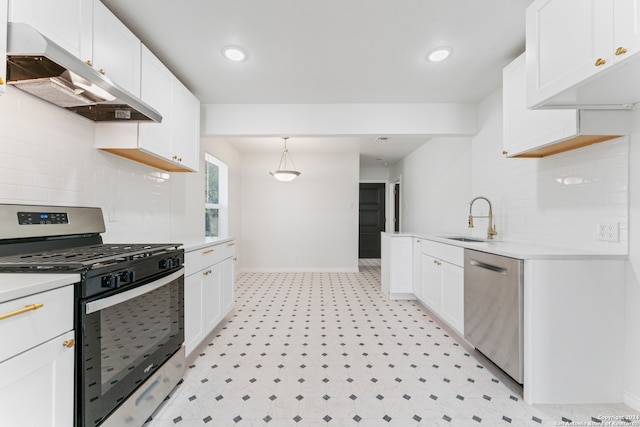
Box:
[1,0,6,95]
[526,0,614,108]
[221,256,235,317]
[503,53,578,157]
[203,264,222,333]
[613,0,640,64]
[171,79,200,171]
[440,261,464,335]
[8,0,92,60]
[420,254,441,313]
[184,273,204,357]
[0,330,75,427]
[92,0,140,96]
[138,45,173,160]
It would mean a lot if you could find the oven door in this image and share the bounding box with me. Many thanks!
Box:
[80,268,184,427]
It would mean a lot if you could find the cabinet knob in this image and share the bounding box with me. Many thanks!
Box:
[594,58,606,67]
[502,150,508,156]
[85,60,93,67]
[99,69,106,75]
[615,47,628,56]
[0,77,4,85]
[63,339,75,348]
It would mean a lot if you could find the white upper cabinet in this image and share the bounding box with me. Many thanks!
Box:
[503,53,629,158]
[527,0,640,109]
[170,78,200,170]
[92,0,141,96]
[138,45,173,160]
[95,45,200,172]
[8,0,92,61]
[1,0,7,95]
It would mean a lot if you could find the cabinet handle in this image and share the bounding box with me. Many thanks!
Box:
[203,269,213,276]
[615,47,628,56]
[0,303,44,321]
[227,242,235,247]
[85,60,93,67]
[502,150,508,155]
[63,339,75,348]
[0,77,4,85]
[594,58,606,67]
[99,69,106,75]
[202,249,214,254]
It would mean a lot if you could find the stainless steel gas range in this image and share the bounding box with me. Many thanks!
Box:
[0,204,186,427]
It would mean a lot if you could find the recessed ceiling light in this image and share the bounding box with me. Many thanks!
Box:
[426,46,452,62]
[222,46,247,62]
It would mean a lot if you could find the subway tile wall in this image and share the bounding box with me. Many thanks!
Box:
[471,90,629,254]
[0,87,186,243]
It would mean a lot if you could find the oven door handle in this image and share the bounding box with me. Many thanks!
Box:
[85,268,184,314]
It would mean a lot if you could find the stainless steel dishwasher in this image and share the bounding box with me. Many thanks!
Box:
[464,248,524,383]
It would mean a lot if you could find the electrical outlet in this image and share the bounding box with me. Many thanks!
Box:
[597,223,619,242]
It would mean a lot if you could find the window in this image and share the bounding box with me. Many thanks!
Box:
[205,153,228,237]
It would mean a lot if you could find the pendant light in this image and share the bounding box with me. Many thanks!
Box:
[270,137,301,181]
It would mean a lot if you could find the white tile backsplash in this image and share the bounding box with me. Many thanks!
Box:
[0,87,200,243]
[471,90,629,254]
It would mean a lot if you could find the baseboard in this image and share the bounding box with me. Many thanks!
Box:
[624,391,640,412]
[389,293,416,300]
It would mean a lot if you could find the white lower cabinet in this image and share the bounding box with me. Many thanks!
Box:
[184,241,235,357]
[0,285,75,427]
[418,240,464,335]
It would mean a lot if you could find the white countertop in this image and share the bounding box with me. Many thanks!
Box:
[385,232,627,260]
[180,236,235,252]
[0,273,80,304]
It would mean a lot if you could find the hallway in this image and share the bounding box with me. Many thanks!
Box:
[146,262,638,426]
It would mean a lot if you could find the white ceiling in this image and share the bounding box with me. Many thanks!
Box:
[101,0,533,167]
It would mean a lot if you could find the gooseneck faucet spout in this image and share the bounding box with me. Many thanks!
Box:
[468,196,498,240]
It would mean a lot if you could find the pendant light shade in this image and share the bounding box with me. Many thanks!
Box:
[270,137,301,181]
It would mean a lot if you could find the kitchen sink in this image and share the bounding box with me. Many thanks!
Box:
[441,236,486,243]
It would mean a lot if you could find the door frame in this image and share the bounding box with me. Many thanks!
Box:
[390,175,401,232]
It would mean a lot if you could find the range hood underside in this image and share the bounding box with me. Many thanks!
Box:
[7,55,153,121]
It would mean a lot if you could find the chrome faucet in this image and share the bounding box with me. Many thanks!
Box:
[468,196,498,239]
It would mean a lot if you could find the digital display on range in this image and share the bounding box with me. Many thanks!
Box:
[17,212,69,225]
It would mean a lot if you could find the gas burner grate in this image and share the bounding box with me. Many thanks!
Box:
[0,243,181,269]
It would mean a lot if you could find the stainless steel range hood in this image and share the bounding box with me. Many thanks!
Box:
[6,23,162,122]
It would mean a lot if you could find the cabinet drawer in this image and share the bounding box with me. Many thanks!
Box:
[0,285,74,363]
[421,240,464,267]
[185,241,235,276]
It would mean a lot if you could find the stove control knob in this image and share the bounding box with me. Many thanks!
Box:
[101,274,120,289]
[171,257,182,268]
[159,258,172,270]
[119,270,135,283]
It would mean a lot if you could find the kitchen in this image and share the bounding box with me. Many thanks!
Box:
[1,0,640,426]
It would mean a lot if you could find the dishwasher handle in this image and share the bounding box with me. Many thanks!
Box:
[469,258,508,275]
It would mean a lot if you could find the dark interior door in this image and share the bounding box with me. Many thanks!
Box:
[359,183,385,258]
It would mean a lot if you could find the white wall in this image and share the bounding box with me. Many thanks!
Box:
[240,151,359,272]
[625,106,640,409]
[360,165,389,181]
[389,137,472,233]
[0,87,203,243]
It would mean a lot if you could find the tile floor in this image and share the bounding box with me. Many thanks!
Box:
[146,260,640,426]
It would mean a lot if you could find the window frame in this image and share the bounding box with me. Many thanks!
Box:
[204,153,228,238]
